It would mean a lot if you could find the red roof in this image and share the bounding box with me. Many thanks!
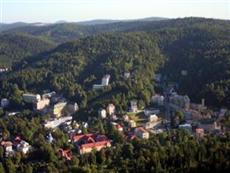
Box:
[58,149,72,160]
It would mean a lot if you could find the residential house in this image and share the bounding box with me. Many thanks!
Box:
[14,137,31,154]
[1,98,9,108]
[129,100,138,113]
[129,120,137,128]
[66,103,79,115]
[111,122,123,132]
[101,74,110,86]
[106,104,115,115]
[98,109,107,119]
[195,128,205,138]
[135,127,149,139]
[149,114,158,122]
[1,141,14,157]
[72,134,111,154]
[124,72,130,79]
[58,148,72,160]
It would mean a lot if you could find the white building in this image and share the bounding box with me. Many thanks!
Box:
[16,140,31,154]
[149,114,158,122]
[1,98,9,108]
[44,116,73,129]
[1,141,14,157]
[124,72,130,79]
[144,109,160,116]
[98,109,107,119]
[101,74,110,86]
[23,94,41,103]
[130,100,138,112]
[106,104,115,115]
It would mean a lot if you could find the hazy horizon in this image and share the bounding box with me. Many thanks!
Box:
[0,0,229,23]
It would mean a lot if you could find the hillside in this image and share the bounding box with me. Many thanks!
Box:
[0,33,55,67]
[1,17,230,109]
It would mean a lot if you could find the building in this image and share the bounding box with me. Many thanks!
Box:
[106,104,115,115]
[23,94,41,103]
[179,123,192,133]
[58,148,72,160]
[72,134,111,154]
[44,116,73,129]
[98,109,107,119]
[195,128,205,138]
[129,100,138,112]
[151,94,164,106]
[34,98,50,111]
[52,102,67,118]
[135,127,149,139]
[1,98,9,108]
[129,120,137,128]
[0,68,8,73]
[101,74,110,86]
[124,72,130,79]
[16,140,31,154]
[111,122,123,132]
[1,141,14,157]
[149,114,158,122]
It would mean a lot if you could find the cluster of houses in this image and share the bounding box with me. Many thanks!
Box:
[0,136,32,157]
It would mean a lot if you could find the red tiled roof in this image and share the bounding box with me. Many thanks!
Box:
[80,140,111,149]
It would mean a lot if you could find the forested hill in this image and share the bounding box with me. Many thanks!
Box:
[0,33,55,67]
[1,17,230,109]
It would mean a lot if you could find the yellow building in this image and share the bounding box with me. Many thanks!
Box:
[53,102,67,118]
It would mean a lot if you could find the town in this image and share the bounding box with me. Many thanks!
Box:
[0,72,228,161]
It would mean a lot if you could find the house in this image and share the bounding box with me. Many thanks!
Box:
[52,102,67,118]
[98,109,107,119]
[1,98,9,108]
[23,94,41,103]
[135,127,149,139]
[46,133,54,144]
[72,134,111,154]
[34,98,50,111]
[1,141,14,157]
[16,140,31,154]
[129,120,137,128]
[195,128,204,138]
[111,122,123,132]
[151,94,164,106]
[124,72,130,79]
[0,68,8,73]
[106,104,115,115]
[101,74,110,86]
[149,114,158,122]
[123,115,129,122]
[58,148,72,160]
[129,100,138,113]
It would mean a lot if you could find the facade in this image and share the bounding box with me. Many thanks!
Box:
[52,102,67,118]
[72,134,111,154]
[130,100,138,113]
[98,109,107,119]
[23,94,41,103]
[149,114,158,122]
[1,141,14,157]
[44,116,73,129]
[34,98,50,111]
[1,98,9,108]
[101,74,110,86]
[106,104,115,115]
[129,120,137,128]
[135,127,149,139]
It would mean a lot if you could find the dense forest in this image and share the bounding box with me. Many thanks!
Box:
[0,33,54,67]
